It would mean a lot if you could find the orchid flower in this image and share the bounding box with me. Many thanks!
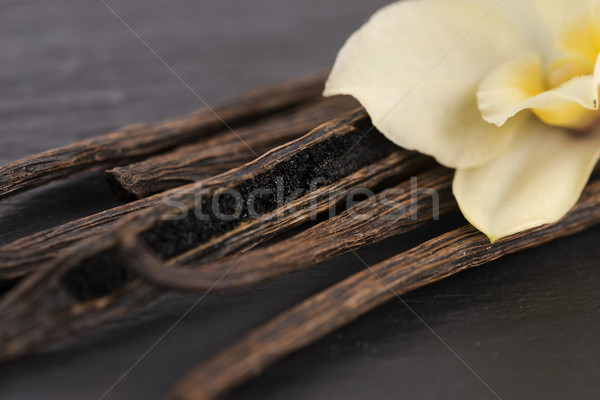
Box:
[324,0,600,241]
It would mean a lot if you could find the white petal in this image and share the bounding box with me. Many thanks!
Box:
[454,118,600,242]
[478,54,600,129]
[324,0,530,168]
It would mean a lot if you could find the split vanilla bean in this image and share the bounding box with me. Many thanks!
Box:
[167,178,600,400]
[0,71,328,199]
[105,95,358,200]
[117,167,456,291]
[0,97,356,281]
[0,110,431,360]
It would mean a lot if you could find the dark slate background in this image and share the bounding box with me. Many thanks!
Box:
[0,1,599,399]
